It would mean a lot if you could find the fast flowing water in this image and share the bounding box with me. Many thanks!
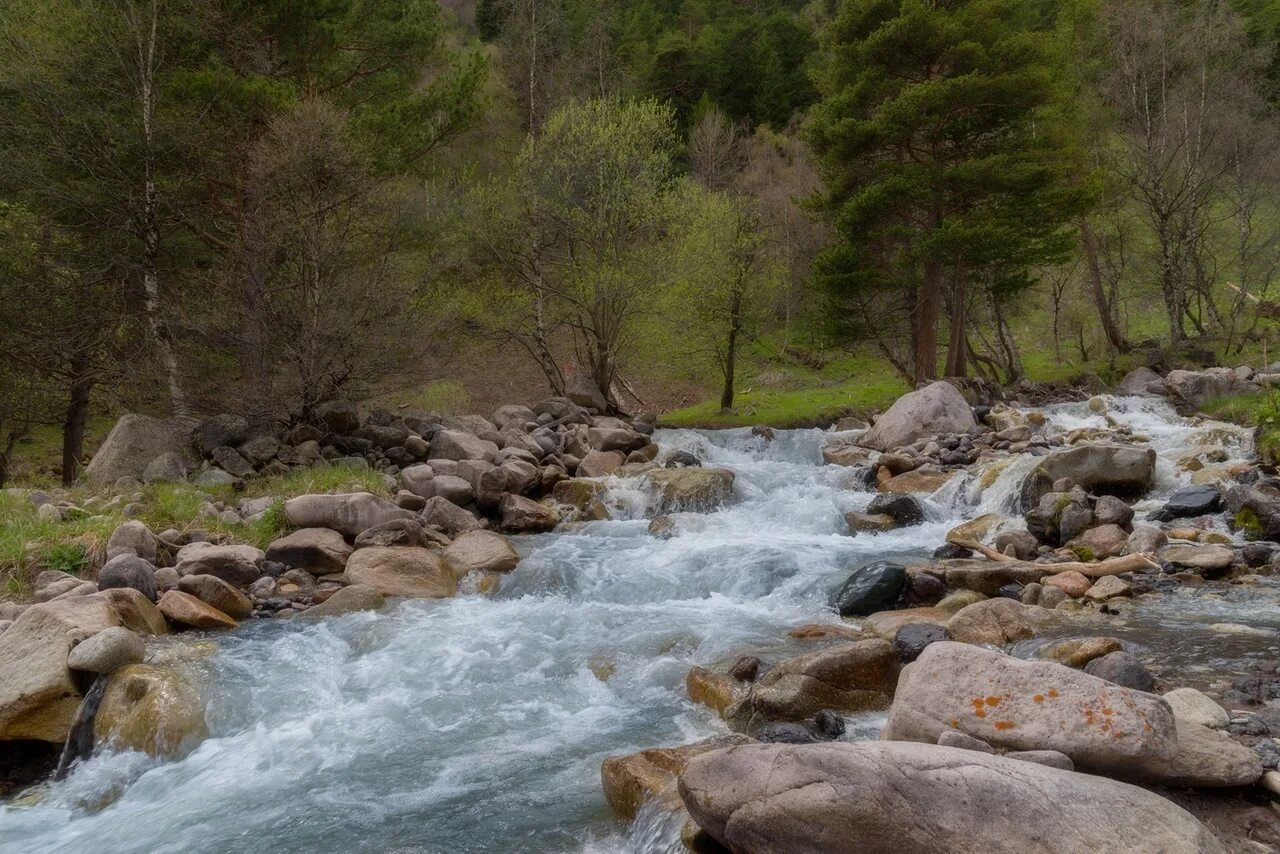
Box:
[2,397,1274,853]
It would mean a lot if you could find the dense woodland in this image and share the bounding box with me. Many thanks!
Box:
[3,0,1280,485]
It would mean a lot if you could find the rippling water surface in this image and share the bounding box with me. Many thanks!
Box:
[2,399,1271,853]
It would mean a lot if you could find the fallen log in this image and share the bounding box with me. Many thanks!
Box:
[945,540,1160,579]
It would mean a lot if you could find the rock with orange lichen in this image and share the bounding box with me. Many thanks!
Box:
[881,642,1178,776]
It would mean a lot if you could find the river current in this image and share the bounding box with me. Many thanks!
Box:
[3,396,1275,853]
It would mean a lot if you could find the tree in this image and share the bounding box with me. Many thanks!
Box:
[671,186,779,410]
[474,97,684,410]
[807,0,1088,383]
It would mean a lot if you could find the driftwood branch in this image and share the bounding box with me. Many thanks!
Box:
[945,538,1161,579]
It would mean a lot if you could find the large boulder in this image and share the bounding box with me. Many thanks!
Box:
[643,468,735,512]
[1225,481,1280,541]
[831,562,906,617]
[173,543,264,587]
[84,414,200,484]
[1020,443,1156,510]
[266,528,353,573]
[95,663,207,758]
[865,494,924,527]
[342,547,456,598]
[1165,367,1256,408]
[312,400,361,434]
[882,642,1177,775]
[1115,366,1165,397]
[732,640,896,725]
[443,531,519,577]
[1127,716,1262,788]
[858,382,977,452]
[0,596,119,742]
[283,492,415,538]
[678,742,1226,854]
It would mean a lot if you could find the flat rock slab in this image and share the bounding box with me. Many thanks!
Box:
[678,741,1225,854]
[882,641,1177,774]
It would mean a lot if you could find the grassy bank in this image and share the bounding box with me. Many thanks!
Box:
[1202,389,1280,462]
[1,466,389,596]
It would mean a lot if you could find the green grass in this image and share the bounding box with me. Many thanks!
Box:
[1202,389,1280,462]
[0,463,392,597]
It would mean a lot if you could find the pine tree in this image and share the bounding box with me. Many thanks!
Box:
[807,0,1089,382]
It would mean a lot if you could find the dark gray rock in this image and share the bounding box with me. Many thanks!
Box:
[210,446,256,479]
[1083,651,1155,692]
[831,562,907,617]
[195,414,249,456]
[1151,485,1221,521]
[313,400,361,434]
[865,494,923,527]
[892,623,946,663]
[97,555,158,601]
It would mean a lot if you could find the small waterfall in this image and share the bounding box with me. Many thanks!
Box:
[54,677,106,781]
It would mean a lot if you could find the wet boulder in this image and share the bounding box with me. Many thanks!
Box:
[1083,651,1156,692]
[98,588,169,636]
[601,735,752,821]
[499,494,560,533]
[1225,481,1280,541]
[644,468,735,512]
[892,623,947,663]
[858,382,978,452]
[677,742,1226,854]
[1151,485,1222,522]
[443,530,520,577]
[864,493,924,527]
[831,562,907,617]
[95,663,207,758]
[283,492,416,538]
[882,642,1177,775]
[731,639,896,724]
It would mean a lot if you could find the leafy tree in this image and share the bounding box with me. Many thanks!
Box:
[807,0,1089,382]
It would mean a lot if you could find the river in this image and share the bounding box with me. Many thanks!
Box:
[3,395,1275,853]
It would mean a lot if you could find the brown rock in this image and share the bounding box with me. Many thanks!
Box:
[601,735,752,821]
[157,590,238,630]
[1043,570,1091,598]
[946,598,1048,646]
[342,547,456,598]
[177,574,253,619]
[97,588,169,635]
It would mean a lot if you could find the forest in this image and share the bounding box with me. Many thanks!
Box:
[3,0,1280,486]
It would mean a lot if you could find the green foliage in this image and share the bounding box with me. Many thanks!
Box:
[409,380,472,414]
[38,541,88,575]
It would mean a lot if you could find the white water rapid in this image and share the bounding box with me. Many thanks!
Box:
[2,396,1275,853]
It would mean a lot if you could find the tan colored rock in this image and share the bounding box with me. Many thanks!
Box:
[67,626,144,674]
[1043,570,1091,598]
[443,530,519,577]
[844,511,896,534]
[1067,524,1130,559]
[98,588,169,635]
[499,494,560,533]
[946,514,1005,544]
[1039,637,1123,668]
[601,735,752,821]
[1084,575,1131,603]
[1162,687,1229,729]
[861,608,951,639]
[733,640,896,725]
[173,543,264,587]
[686,666,745,716]
[643,468,736,511]
[946,598,1048,646]
[942,560,1049,596]
[177,574,253,619]
[95,663,207,757]
[1127,717,1262,788]
[935,589,987,614]
[0,596,118,742]
[342,547,456,598]
[879,469,955,495]
[157,590,238,630]
[282,492,415,538]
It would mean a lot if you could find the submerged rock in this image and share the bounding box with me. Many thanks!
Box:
[678,742,1226,854]
[643,468,736,512]
[731,639,896,726]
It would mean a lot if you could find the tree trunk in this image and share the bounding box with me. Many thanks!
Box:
[721,291,741,411]
[135,0,187,416]
[61,355,94,485]
[1079,218,1129,354]
[914,257,942,383]
[1157,216,1185,344]
[944,278,967,378]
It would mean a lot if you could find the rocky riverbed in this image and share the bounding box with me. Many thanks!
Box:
[3,368,1280,852]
